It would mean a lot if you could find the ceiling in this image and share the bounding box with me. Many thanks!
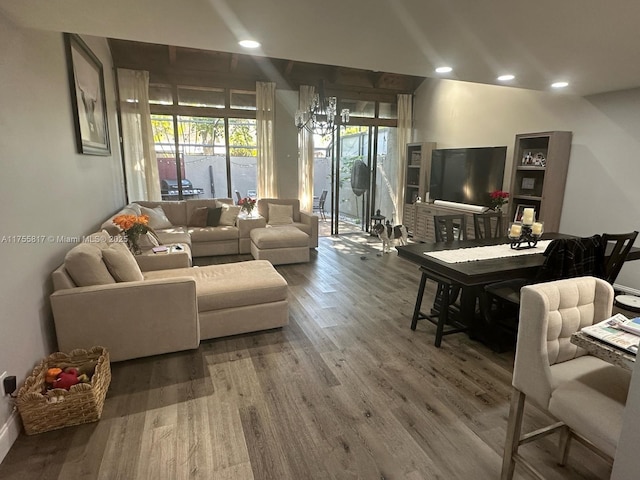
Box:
[3,0,640,96]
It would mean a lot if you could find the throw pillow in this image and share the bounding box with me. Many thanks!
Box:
[206,207,223,227]
[64,243,116,286]
[219,204,241,226]
[137,230,161,249]
[139,205,173,229]
[188,207,209,227]
[102,242,144,282]
[268,203,294,225]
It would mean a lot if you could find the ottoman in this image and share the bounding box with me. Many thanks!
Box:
[250,226,310,265]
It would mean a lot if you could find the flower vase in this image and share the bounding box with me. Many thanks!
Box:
[127,234,142,255]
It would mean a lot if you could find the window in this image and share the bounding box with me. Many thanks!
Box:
[149,85,258,200]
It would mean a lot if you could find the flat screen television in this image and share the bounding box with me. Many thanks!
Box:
[429,146,507,207]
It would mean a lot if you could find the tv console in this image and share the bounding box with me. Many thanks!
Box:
[407,202,504,243]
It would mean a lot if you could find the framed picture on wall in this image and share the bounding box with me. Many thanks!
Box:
[64,33,110,155]
[514,204,536,222]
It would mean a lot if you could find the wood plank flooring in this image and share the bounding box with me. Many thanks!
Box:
[0,234,615,479]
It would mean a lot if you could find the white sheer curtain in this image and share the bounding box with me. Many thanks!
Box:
[298,85,315,211]
[395,94,413,224]
[117,69,161,202]
[256,81,277,198]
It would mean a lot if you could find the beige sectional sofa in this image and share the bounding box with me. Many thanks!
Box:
[50,231,289,362]
[101,198,318,257]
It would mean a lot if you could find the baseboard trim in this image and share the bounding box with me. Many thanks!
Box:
[0,410,20,465]
[613,284,640,296]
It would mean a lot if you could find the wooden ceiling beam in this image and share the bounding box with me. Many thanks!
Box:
[109,39,426,97]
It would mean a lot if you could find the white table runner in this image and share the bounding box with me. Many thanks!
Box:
[424,240,552,264]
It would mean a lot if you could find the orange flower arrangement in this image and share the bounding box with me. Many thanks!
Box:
[113,214,149,254]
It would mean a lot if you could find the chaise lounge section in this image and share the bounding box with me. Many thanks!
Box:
[50,231,289,362]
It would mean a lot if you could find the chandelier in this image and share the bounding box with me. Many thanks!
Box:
[295,81,349,137]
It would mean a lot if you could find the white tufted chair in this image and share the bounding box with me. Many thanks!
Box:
[501,276,632,480]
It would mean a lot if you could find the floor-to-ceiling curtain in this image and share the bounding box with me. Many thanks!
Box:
[395,94,413,224]
[117,69,161,202]
[256,81,277,198]
[298,85,315,211]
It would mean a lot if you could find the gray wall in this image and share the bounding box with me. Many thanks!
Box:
[413,78,640,291]
[0,18,125,457]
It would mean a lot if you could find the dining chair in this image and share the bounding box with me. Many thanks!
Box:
[473,212,504,239]
[434,214,468,242]
[409,215,469,347]
[501,276,631,480]
[313,189,328,221]
[482,235,606,350]
[601,231,638,284]
[235,190,242,204]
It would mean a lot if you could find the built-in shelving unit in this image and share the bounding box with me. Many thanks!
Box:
[403,142,436,234]
[507,131,572,233]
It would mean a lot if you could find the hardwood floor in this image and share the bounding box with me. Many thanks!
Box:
[0,234,614,479]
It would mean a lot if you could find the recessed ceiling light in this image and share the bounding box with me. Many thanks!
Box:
[435,66,452,74]
[551,81,569,88]
[239,40,261,49]
[497,74,515,81]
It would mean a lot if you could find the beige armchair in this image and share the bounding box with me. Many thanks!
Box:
[257,198,319,248]
[502,276,632,479]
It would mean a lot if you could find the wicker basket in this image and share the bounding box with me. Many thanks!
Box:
[16,346,111,435]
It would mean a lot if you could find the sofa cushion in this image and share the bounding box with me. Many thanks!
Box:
[102,242,144,282]
[188,226,239,242]
[188,207,209,227]
[251,226,309,249]
[218,203,241,226]
[154,227,191,247]
[206,207,223,227]
[137,229,161,248]
[139,205,173,229]
[268,203,294,225]
[258,198,301,222]
[64,243,116,286]
[143,260,287,311]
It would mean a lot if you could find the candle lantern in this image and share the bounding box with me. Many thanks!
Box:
[508,221,544,249]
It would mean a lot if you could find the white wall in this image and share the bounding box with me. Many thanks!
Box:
[0,18,125,461]
[413,78,640,291]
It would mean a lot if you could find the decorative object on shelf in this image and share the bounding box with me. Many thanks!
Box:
[238,197,257,215]
[521,177,535,190]
[514,204,536,223]
[294,80,349,137]
[508,208,543,249]
[112,214,150,255]
[532,152,546,167]
[522,151,533,165]
[489,190,510,212]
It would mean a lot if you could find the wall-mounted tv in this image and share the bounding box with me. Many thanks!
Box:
[429,146,507,207]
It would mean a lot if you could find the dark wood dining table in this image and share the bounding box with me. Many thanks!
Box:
[396,234,640,347]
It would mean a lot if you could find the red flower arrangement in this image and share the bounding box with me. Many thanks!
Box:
[489,190,509,211]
